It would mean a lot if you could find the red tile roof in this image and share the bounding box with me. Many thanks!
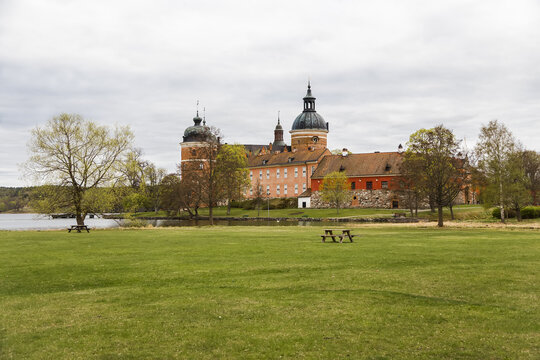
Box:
[247,148,330,168]
[311,152,402,179]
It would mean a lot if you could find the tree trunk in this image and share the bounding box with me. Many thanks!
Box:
[227,199,231,215]
[499,174,505,224]
[516,206,522,222]
[429,196,435,213]
[76,212,85,226]
[437,204,444,227]
[449,204,454,220]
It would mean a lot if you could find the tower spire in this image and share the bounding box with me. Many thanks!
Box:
[203,107,206,126]
[196,100,199,117]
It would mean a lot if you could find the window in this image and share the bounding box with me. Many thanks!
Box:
[392,200,399,209]
[303,183,306,191]
[284,168,288,178]
[250,171,253,180]
[311,166,315,175]
[277,185,280,195]
[266,185,270,195]
[351,181,356,190]
[199,163,204,169]
[191,149,196,156]
[259,170,262,180]
[382,181,388,189]
[295,167,298,177]
[366,181,373,190]
[266,170,270,179]
[284,184,288,195]
[262,160,267,165]
[302,167,306,177]
[276,169,280,179]
[288,157,294,163]
[250,188,253,195]
[294,184,298,194]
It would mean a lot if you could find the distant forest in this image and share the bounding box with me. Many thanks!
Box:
[0,187,33,212]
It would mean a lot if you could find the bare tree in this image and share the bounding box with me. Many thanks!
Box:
[25,113,133,226]
[403,125,465,227]
[474,120,519,223]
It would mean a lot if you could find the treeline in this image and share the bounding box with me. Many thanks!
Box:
[398,121,539,226]
[0,187,34,212]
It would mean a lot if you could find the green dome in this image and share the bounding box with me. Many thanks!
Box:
[183,114,211,142]
[291,83,328,131]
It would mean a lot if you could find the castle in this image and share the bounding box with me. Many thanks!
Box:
[181,83,405,209]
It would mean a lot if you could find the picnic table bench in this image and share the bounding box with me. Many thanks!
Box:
[321,229,356,243]
[68,225,90,233]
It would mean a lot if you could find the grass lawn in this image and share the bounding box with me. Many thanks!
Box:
[1,226,539,359]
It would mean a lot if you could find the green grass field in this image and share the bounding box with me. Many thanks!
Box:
[134,204,491,219]
[1,226,539,359]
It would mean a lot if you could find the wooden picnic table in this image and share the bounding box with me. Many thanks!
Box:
[68,225,90,233]
[321,229,356,243]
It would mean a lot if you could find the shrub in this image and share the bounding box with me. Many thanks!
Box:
[521,206,540,219]
[491,208,516,219]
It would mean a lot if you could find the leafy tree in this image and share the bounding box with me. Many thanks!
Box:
[521,150,540,205]
[320,171,350,214]
[144,163,167,213]
[474,120,523,223]
[216,144,250,215]
[160,174,183,216]
[398,153,425,217]
[25,113,133,225]
[403,125,465,227]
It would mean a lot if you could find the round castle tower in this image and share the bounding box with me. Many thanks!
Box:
[289,82,328,151]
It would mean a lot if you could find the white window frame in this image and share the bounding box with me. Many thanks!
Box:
[303,183,306,191]
[294,167,298,178]
[266,185,270,195]
[294,184,298,194]
[250,171,253,180]
[259,170,262,180]
[284,168,288,178]
[276,185,280,195]
[276,169,280,179]
[302,167,306,177]
[311,166,315,175]
[266,169,270,179]
[284,184,288,195]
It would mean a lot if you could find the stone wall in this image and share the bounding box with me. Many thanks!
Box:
[310,189,469,209]
[311,189,405,209]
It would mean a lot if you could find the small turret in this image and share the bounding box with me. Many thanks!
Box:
[273,112,286,148]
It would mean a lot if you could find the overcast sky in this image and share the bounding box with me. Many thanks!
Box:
[1,0,539,187]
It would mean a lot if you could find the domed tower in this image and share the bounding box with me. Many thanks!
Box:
[290,82,328,151]
[180,109,212,172]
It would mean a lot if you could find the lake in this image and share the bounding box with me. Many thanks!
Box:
[0,214,335,230]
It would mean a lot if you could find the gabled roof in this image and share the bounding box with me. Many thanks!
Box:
[311,152,402,179]
[298,188,312,197]
[247,148,329,168]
